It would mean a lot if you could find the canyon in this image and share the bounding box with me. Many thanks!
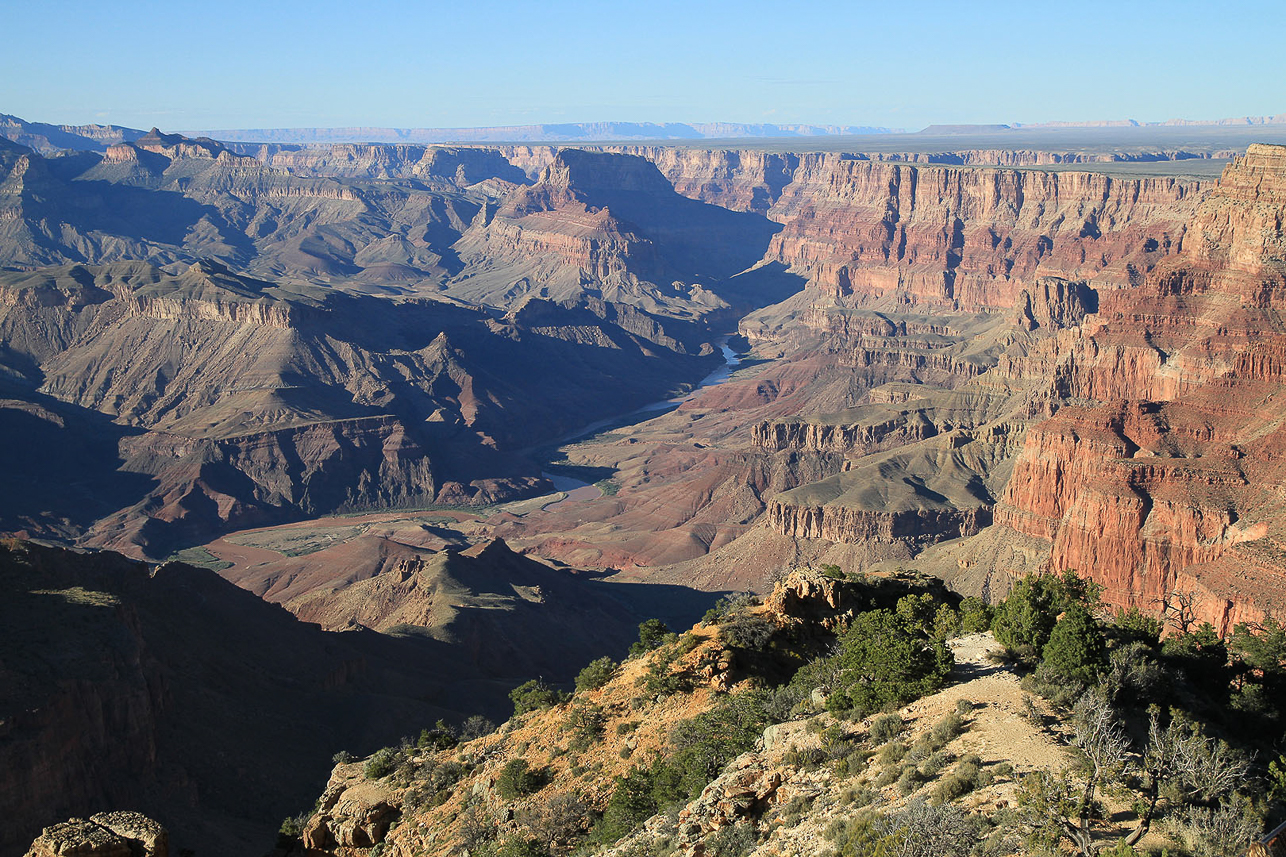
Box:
[7,112,1286,854]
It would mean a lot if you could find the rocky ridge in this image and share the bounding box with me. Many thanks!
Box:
[0,258,717,556]
[284,571,1071,857]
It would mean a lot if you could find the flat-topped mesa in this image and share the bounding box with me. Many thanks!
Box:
[761,158,1202,311]
[753,388,1013,456]
[1181,143,1286,285]
[768,499,992,547]
[537,148,676,197]
[133,127,225,159]
[240,143,529,187]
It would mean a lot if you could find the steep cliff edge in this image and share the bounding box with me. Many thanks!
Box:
[728,146,1286,629]
[994,144,1286,628]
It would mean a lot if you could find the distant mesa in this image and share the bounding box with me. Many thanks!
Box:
[917,124,1013,135]
[0,112,147,154]
[186,121,899,144]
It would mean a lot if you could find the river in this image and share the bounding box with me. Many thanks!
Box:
[540,339,742,507]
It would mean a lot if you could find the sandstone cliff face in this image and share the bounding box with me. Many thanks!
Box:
[767,499,991,546]
[491,147,1201,314]
[759,157,1200,310]
[995,145,1286,626]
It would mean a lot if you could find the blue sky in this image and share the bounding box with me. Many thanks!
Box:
[4,0,1283,132]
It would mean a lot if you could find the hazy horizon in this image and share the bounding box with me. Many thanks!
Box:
[5,0,1284,133]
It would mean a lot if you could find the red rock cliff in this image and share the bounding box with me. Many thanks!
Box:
[999,144,1286,630]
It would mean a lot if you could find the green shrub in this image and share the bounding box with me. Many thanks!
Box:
[874,764,902,788]
[417,720,457,750]
[566,703,606,752]
[870,713,905,744]
[837,749,873,777]
[896,765,924,795]
[596,691,769,845]
[493,835,550,857]
[719,611,776,651]
[666,690,771,798]
[703,592,759,624]
[596,767,661,844]
[841,786,877,807]
[920,750,950,778]
[932,603,962,641]
[930,754,983,804]
[993,571,1099,662]
[496,758,544,800]
[460,715,496,741]
[876,740,906,766]
[930,711,966,746]
[630,619,674,657]
[363,747,397,779]
[959,597,994,633]
[1022,662,1085,709]
[1040,603,1107,685]
[1112,606,1162,646]
[825,609,953,719]
[706,822,756,857]
[783,745,826,770]
[576,656,619,692]
[510,679,568,716]
[278,811,311,838]
[819,564,845,580]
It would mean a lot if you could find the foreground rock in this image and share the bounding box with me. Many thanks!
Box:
[24,813,167,857]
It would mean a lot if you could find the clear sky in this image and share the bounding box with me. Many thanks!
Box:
[4,0,1283,133]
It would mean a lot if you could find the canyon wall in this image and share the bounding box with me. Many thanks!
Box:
[991,145,1286,627]
[741,144,1286,628]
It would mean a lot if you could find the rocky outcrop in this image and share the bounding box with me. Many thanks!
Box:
[449,149,782,318]
[753,389,1011,457]
[768,500,991,546]
[302,767,401,854]
[23,813,168,857]
[761,568,854,633]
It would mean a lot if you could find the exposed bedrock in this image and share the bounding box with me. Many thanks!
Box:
[996,145,1286,624]
[768,500,992,546]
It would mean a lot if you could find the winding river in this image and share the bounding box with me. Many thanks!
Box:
[541,339,742,507]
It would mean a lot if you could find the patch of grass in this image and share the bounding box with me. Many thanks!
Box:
[225,525,364,556]
[929,754,984,804]
[166,546,233,571]
[30,586,120,607]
